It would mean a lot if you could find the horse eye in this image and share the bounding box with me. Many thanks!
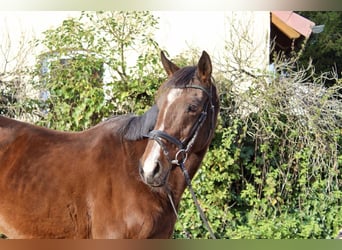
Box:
[187,104,198,113]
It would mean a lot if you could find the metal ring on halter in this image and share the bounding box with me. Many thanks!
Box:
[171,149,188,165]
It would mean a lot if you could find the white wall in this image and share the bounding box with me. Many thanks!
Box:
[0,11,270,122]
[153,11,270,71]
[0,11,270,71]
[152,11,227,57]
[0,11,80,72]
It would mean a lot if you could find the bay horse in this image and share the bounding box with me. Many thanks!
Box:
[0,51,219,239]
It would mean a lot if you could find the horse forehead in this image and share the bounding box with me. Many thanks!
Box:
[164,87,205,105]
[166,88,183,103]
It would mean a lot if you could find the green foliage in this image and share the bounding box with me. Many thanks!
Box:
[173,50,342,239]
[32,11,163,131]
[297,11,342,82]
[0,80,22,117]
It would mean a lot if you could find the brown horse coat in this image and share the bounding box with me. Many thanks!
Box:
[0,51,219,239]
[0,108,176,238]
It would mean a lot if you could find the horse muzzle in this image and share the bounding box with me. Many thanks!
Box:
[139,160,170,187]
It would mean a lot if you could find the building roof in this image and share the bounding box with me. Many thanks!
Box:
[271,11,315,39]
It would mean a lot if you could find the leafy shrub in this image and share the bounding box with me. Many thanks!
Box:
[173,52,342,239]
[31,11,163,131]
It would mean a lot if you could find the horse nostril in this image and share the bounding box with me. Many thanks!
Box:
[139,165,144,176]
[152,162,161,177]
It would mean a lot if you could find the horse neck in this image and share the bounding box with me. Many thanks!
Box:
[122,139,147,165]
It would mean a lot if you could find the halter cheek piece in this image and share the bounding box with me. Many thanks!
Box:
[144,83,215,166]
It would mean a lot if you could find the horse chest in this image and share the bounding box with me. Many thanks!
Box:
[124,203,176,239]
[91,189,176,239]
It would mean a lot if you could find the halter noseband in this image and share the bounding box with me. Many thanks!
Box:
[144,83,215,166]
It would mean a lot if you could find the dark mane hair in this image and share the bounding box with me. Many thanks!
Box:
[155,66,196,101]
[167,66,196,88]
[120,105,159,141]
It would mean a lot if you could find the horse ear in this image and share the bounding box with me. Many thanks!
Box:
[197,51,212,85]
[161,51,180,77]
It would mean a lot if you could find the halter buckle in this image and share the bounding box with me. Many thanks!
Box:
[171,149,188,165]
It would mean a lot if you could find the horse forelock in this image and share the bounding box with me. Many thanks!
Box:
[156,66,197,101]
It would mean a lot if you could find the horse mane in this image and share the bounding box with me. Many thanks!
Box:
[119,104,159,141]
[154,66,195,97]
[166,66,196,88]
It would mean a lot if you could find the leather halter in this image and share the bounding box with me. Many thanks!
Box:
[144,83,215,165]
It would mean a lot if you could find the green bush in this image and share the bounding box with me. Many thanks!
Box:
[31,11,162,131]
[173,55,342,239]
